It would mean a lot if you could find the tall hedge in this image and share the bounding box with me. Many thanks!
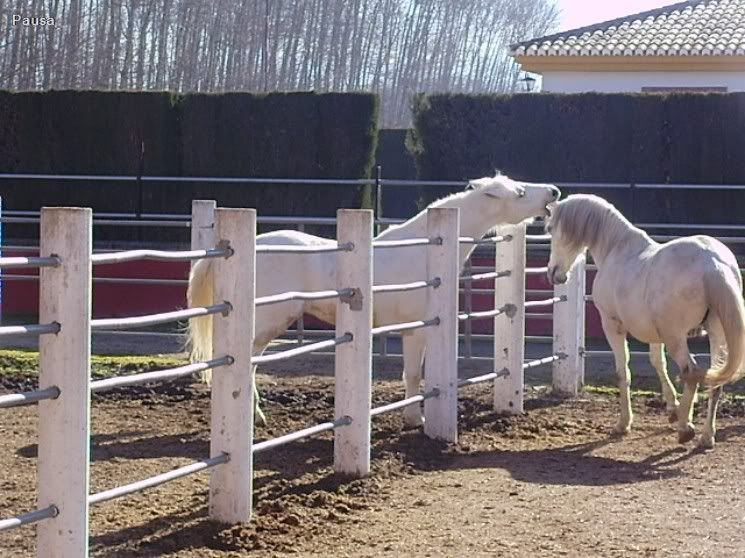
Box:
[0,90,379,241]
[410,92,745,224]
[179,92,378,217]
[375,128,418,218]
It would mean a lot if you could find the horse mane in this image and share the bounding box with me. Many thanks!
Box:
[551,194,650,257]
[377,173,516,238]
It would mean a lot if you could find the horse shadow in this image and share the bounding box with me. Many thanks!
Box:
[374,427,698,487]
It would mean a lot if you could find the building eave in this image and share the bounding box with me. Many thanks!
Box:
[516,55,745,73]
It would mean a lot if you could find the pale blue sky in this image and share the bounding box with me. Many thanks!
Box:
[557,0,678,31]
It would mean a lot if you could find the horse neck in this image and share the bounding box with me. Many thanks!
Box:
[587,217,652,267]
[376,192,489,270]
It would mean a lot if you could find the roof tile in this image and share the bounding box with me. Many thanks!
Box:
[511,0,745,57]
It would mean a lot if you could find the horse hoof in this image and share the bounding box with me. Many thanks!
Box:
[611,422,631,436]
[697,434,715,450]
[402,409,424,430]
[677,424,696,444]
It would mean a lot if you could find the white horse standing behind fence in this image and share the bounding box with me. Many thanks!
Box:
[188,174,560,427]
[546,194,745,449]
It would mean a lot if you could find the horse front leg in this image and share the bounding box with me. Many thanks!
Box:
[648,343,679,424]
[600,315,632,435]
[402,329,426,429]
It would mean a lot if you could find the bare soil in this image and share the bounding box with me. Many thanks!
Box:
[2,372,745,557]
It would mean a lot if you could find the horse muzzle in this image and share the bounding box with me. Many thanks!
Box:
[547,265,567,285]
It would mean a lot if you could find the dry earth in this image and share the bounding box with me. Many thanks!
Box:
[1,371,745,557]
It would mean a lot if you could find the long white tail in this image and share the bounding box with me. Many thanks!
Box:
[699,269,745,387]
[187,258,214,382]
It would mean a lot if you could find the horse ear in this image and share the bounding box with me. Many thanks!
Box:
[464,182,476,191]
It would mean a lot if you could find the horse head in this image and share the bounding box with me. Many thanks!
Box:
[464,173,560,226]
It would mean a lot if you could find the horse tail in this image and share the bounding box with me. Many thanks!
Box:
[187,258,214,383]
[698,268,745,388]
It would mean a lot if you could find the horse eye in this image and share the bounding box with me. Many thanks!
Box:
[517,189,526,198]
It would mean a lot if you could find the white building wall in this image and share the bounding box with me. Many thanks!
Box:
[541,71,745,93]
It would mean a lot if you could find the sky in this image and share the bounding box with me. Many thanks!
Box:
[556,0,679,31]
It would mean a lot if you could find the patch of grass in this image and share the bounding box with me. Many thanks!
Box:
[0,350,186,378]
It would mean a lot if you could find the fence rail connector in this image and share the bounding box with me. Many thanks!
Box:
[423,207,459,442]
[552,253,586,395]
[493,223,526,414]
[208,208,255,524]
[37,207,92,557]
[334,209,373,476]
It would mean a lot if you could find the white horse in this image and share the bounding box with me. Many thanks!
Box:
[546,194,745,449]
[188,174,560,427]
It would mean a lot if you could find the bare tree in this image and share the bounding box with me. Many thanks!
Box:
[0,0,559,126]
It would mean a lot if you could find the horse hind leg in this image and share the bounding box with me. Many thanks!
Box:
[402,329,426,429]
[664,337,700,444]
[648,343,679,424]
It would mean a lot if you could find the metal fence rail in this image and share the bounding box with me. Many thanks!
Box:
[0,506,58,532]
[88,454,230,506]
[0,256,60,269]
[460,270,511,282]
[90,357,233,393]
[256,288,355,307]
[457,369,510,388]
[252,333,353,365]
[524,296,565,308]
[92,247,231,265]
[0,386,60,409]
[372,237,441,248]
[458,304,513,322]
[0,323,60,337]
[256,242,354,254]
[372,278,441,294]
[523,354,565,369]
[252,416,353,454]
[459,235,512,245]
[370,388,440,417]
[90,303,230,331]
[371,318,439,337]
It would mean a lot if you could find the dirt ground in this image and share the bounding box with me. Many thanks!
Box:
[2,370,745,557]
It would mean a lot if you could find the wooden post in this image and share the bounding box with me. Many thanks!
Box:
[552,253,586,395]
[37,208,92,558]
[493,223,526,414]
[209,208,255,524]
[334,209,373,476]
[423,207,459,442]
[191,200,217,251]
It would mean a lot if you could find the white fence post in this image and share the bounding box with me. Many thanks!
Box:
[424,207,460,442]
[493,223,526,414]
[334,209,373,476]
[552,253,586,395]
[191,200,217,251]
[37,207,92,558]
[209,208,256,524]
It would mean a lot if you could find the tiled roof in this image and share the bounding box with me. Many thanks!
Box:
[511,0,745,57]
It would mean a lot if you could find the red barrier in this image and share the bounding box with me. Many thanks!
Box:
[2,252,604,337]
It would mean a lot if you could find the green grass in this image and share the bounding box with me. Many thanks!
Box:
[0,349,186,379]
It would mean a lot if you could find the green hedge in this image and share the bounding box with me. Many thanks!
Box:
[0,90,379,241]
[410,92,745,224]
[179,92,378,217]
